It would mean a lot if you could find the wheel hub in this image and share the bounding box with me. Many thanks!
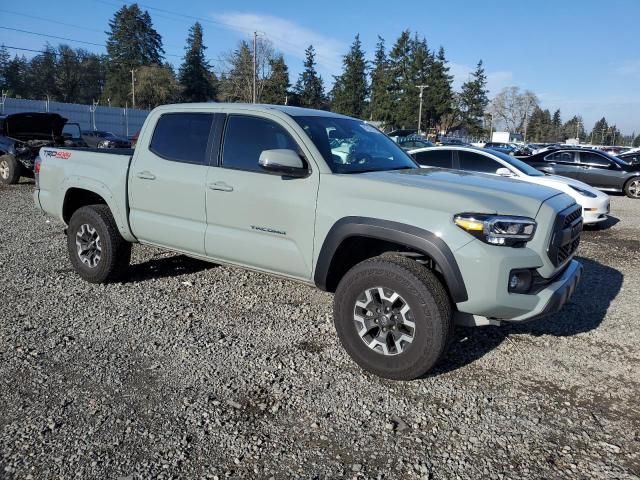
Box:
[353,287,415,356]
[75,223,102,268]
[0,160,9,180]
[629,180,640,198]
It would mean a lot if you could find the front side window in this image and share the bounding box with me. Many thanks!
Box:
[458,150,502,173]
[149,113,213,164]
[580,152,612,167]
[293,116,416,174]
[222,115,301,172]
[412,150,453,168]
[545,151,578,163]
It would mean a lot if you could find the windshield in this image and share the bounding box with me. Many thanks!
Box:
[488,149,544,176]
[292,116,417,174]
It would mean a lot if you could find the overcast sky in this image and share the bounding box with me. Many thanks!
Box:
[1,0,639,134]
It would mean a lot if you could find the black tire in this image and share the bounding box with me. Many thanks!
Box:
[333,254,452,380]
[67,204,131,283]
[623,177,640,199]
[0,155,22,185]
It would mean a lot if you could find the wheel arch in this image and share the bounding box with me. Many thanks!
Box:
[61,184,136,242]
[314,217,468,303]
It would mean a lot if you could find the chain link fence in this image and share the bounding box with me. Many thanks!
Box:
[0,96,149,137]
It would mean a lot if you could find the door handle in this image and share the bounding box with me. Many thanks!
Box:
[136,170,156,180]
[208,181,234,192]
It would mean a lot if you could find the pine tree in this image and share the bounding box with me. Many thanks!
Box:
[552,109,562,141]
[411,36,431,132]
[4,55,30,98]
[330,35,368,118]
[219,41,253,103]
[633,133,640,148]
[369,36,393,124]
[424,47,454,132]
[387,30,414,128]
[104,4,165,106]
[261,55,290,105]
[592,117,609,145]
[294,45,326,109]
[459,60,489,137]
[0,45,13,93]
[179,22,217,102]
[28,44,58,100]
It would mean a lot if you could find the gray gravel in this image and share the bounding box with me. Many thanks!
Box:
[1,180,639,479]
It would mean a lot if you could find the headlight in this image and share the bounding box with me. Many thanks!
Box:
[454,213,537,246]
[569,185,597,198]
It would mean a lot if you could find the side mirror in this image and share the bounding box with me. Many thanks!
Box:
[496,167,514,177]
[258,149,307,177]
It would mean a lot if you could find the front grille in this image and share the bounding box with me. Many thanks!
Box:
[548,204,582,267]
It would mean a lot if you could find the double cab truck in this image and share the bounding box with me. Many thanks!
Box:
[34,104,583,380]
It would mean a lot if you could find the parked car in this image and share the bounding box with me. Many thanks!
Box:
[523,147,640,198]
[617,149,640,165]
[484,142,530,156]
[408,146,610,224]
[35,104,583,380]
[438,137,469,146]
[81,130,132,148]
[62,123,88,148]
[396,135,433,150]
[0,112,68,184]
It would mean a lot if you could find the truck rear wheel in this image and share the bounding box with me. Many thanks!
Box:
[0,155,22,185]
[67,205,131,283]
[333,254,452,380]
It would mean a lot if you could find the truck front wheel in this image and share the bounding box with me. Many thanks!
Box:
[333,254,452,380]
[67,205,131,283]
[0,155,22,185]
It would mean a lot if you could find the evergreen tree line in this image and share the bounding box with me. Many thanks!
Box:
[0,3,637,145]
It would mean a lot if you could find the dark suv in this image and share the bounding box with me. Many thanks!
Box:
[524,147,640,198]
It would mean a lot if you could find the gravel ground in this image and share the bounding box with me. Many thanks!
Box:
[1,180,639,479]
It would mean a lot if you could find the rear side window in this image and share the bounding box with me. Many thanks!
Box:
[412,150,453,168]
[458,150,501,173]
[545,151,577,163]
[149,113,213,164]
[222,115,300,172]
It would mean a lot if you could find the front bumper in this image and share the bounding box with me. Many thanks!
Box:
[581,197,610,224]
[502,259,582,322]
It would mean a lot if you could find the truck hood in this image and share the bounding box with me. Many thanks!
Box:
[1,113,67,141]
[357,168,567,219]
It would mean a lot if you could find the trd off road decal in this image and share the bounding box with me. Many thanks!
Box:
[42,150,72,160]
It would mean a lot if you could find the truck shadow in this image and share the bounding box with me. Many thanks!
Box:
[431,257,623,375]
[125,255,217,283]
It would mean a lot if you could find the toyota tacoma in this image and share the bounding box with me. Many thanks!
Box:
[33,104,583,380]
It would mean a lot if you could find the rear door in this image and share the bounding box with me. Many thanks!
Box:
[541,150,582,179]
[128,112,219,255]
[204,113,319,280]
[578,151,623,189]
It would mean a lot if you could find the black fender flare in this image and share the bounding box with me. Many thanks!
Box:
[314,216,468,303]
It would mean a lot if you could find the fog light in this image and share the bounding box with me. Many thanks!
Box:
[508,269,533,293]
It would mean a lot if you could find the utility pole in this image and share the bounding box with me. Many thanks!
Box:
[253,31,258,104]
[0,90,7,114]
[89,100,99,131]
[130,69,136,108]
[416,85,428,135]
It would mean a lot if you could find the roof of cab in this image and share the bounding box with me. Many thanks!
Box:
[153,102,355,120]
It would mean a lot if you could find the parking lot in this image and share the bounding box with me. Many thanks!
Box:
[0,180,638,479]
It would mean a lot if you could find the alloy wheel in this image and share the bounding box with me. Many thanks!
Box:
[628,179,640,198]
[353,287,415,356]
[0,160,9,180]
[75,223,102,268]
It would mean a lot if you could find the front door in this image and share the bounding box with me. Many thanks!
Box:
[204,114,319,280]
[578,151,621,189]
[128,112,216,255]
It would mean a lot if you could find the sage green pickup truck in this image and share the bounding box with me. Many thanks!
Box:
[34,104,583,380]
